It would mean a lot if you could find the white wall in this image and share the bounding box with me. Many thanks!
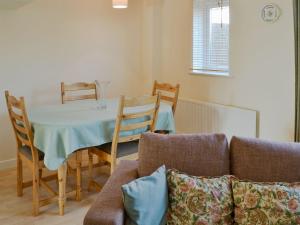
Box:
[145,0,295,141]
[0,0,144,167]
[0,0,296,169]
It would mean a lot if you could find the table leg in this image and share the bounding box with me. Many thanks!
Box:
[75,151,82,201]
[58,163,67,216]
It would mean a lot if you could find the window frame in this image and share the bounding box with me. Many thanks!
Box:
[190,0,231,77]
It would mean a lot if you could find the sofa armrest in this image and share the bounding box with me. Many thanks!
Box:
[84,160,139,225]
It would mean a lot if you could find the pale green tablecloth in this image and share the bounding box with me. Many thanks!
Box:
[29,99,175,170]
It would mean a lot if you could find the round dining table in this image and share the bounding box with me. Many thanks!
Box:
[28,98,175,215]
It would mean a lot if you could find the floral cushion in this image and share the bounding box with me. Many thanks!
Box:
[232,179,300,225]
[166,169,234,225]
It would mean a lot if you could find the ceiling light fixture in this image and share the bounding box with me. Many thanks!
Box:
[112,0,128,9]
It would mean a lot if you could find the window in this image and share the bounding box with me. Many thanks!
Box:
[192,0,230,76]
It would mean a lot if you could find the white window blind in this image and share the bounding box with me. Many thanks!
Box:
[192,0,230,75]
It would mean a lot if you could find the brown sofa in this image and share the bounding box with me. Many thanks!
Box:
[84,133,300,225]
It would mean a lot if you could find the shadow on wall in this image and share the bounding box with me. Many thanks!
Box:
[30,86,62,106]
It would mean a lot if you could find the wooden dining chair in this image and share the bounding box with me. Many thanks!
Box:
[152,80,179,134]
[87,94,161,191]
[61,81,99,198]
[152,80,180,114]
[5,91,59,216]
[61,82,98,104]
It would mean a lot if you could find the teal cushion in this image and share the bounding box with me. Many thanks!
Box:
[122,165,168,225]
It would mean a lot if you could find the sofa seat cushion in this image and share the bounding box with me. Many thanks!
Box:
[232,179,300,225]
[138,133,230,177]
[230,136,300,182]
[166,169,234,225]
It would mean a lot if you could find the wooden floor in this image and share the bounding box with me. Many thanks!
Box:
[0,161,110,225]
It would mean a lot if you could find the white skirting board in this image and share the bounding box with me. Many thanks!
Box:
[174,98,258,140]
[0,158,16,171]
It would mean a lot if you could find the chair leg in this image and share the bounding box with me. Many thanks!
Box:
[58,163,67,216]
[16,154,23,197]
[32,167,40,216]
[88,151,93,192]
[110,159,116,175]
[75,151,82,201]
[39,168,42,180]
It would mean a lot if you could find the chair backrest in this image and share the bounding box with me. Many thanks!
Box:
[61,82,98,104]
[152,80,180,114]
[111,94,161,159]
[5,91,39,162]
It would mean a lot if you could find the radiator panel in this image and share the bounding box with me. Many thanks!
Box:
[174,98,258,139]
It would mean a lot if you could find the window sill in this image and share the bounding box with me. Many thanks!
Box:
[190,70,230,77]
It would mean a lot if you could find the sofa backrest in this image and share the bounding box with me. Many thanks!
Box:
[230,136,300,182]
[138,133,230,177]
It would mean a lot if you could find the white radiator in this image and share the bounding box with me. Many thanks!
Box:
[174,98,258,139]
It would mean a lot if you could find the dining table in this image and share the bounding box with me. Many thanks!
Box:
[28,98,175,215]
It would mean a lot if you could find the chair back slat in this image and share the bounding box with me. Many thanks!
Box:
[63,82,96,91]
[7,95,23,108]
[152,80,180,114]
[10,110,24,121]
[12,120,28,136]
[63,94,97,102]
[154,82,178,93]
[61,82,98,104]
[122,108,155,120]
[118,134,141,143]
[161,95,176,103]
[16,132,32,147]
[120,120,153,132]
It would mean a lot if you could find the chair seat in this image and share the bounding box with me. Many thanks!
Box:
[19,145,45,161]
[154,130,170,134]
[95,141,139,158]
